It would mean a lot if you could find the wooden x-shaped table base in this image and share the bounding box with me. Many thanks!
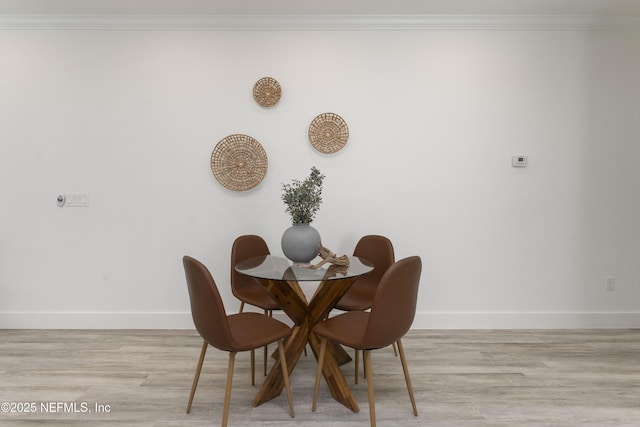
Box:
[252,276,361,412]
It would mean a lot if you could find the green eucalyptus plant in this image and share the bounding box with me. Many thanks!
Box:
[281,166,325,224]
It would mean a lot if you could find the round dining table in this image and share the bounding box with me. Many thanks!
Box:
[235,254,373,412]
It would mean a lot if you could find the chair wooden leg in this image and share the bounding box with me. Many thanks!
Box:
[362,349,367,379]
[311,337,327,412]
[392,342,398,357]
[222,352,236,427]
[186,339,208,414]
[251,349,255,386]
[264,310,269,376]
[396,339,418,416]
[277,339,295,418]
[363,349,376,427]
[355,349,360,384]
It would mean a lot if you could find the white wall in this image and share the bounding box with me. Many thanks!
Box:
[1,19,639,328]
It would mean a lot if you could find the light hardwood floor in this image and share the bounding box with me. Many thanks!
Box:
[1,329,639,426]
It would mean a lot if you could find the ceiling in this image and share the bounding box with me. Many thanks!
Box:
[0,0,639,16]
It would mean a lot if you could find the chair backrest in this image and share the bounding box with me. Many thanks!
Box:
[352,235,395,290]
[183,255,234,351]
[230,235,271,298]
[362,256,422,349]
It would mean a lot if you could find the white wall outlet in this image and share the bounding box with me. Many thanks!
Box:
[512,156,528,167]
[606,276,616,291]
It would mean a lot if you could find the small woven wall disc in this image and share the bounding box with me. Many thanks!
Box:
[253,77,282,107]
[211,134,268,191]
[308,112,349,154]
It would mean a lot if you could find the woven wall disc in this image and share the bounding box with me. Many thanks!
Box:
[308,112,349,154]
[253,77,282,107]
[211,134,268,191]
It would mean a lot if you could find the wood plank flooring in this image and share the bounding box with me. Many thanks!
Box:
[1,329,639,426]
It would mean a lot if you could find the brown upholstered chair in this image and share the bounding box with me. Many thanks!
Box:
[312,256,422,427]
[333,235,396,382]
[183,256,294,427]
[231,235,281,378]
[334,235,395,312]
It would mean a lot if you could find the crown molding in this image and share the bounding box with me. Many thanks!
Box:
[0,14,638,31]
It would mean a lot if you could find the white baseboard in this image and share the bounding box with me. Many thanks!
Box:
[411,311,640,329]
[2,14,639,32]
[1,311,639,329]
[0,312,195,329]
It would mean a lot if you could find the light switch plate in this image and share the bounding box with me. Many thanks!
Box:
[64,192,90,207]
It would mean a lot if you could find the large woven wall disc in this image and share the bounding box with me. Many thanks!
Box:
[211,134,268,191]
[308,112,349,154]
[253,77,282,107]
